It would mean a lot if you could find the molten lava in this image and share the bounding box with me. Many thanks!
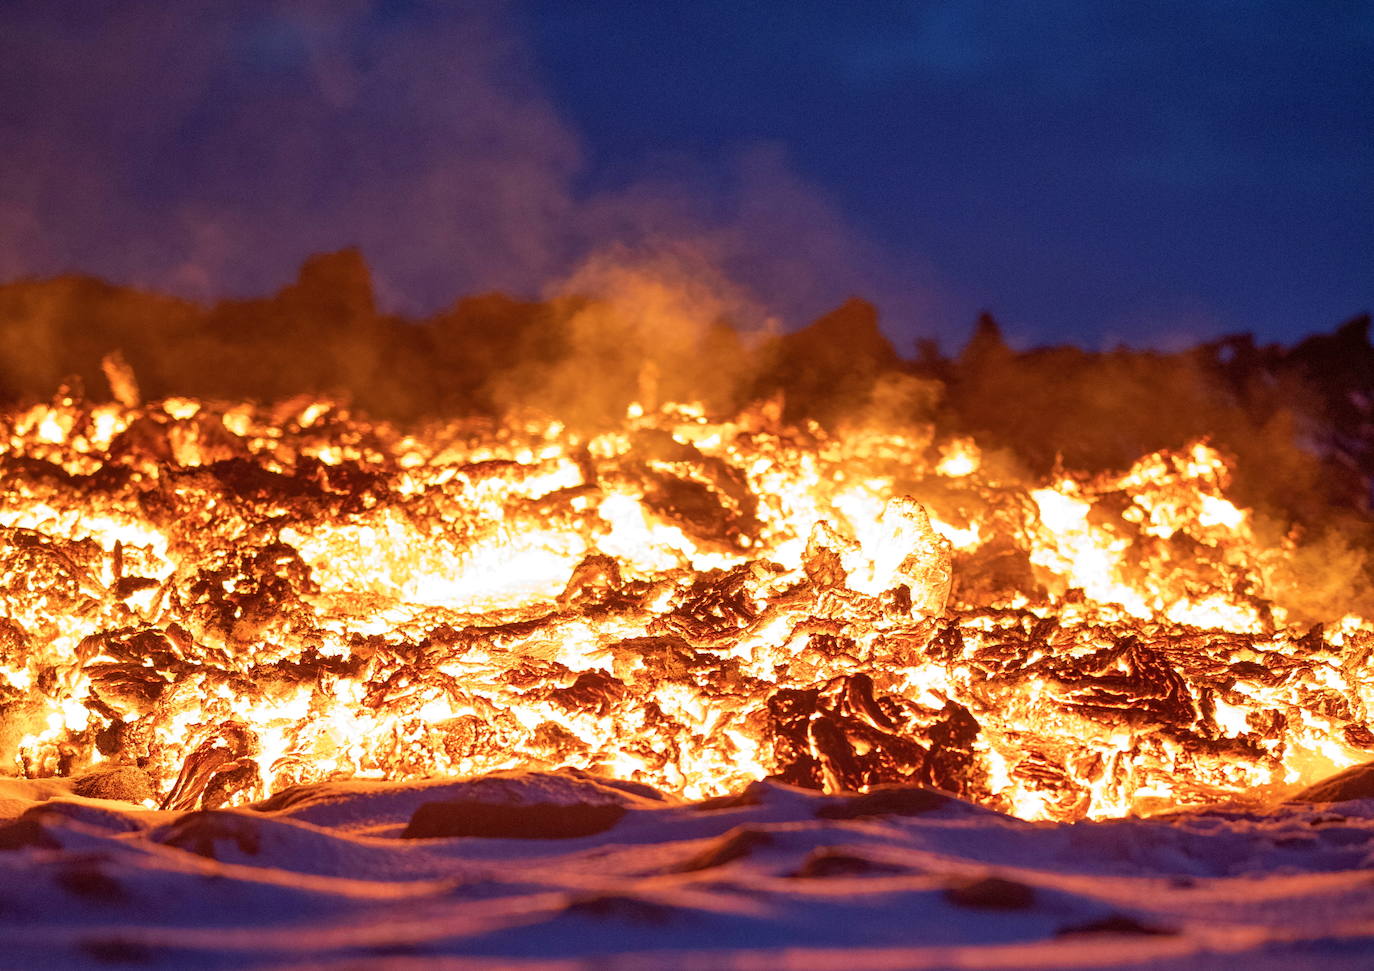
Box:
[2,390,1371,821]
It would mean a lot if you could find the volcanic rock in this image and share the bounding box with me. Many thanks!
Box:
[402,800,627,839]
[945,875,1036,910]
[70,766,155,805]
[0,812,61,851]
[792,848,907,878]
[815,784,951,819]
[1056,914,1177,937]
[673,826,772,872]
[1293,760,1374,803]
[156,810,263,860]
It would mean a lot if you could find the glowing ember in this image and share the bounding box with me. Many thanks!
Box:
[1,389,1371,821]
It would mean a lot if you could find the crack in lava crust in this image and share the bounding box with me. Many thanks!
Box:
[2,391,1372,821]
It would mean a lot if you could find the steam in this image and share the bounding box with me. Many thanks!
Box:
[0,1,954,347]
[483,244,775,424]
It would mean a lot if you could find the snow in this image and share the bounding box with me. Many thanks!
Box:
[2,771,1374,969]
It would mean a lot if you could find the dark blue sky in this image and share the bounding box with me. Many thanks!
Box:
[1,1,1369,349]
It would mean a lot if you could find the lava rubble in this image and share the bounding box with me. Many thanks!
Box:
[1,391,1372,825]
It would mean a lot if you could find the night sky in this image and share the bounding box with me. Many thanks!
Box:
[1,1,1369,350]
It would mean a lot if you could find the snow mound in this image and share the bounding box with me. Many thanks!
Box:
[1,770,1374,968]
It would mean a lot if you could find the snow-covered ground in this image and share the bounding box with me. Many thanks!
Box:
[3,769,1374,969]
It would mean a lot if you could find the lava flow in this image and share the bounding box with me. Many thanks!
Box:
[2,387,1372,822]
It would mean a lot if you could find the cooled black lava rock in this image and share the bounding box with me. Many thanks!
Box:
[945,876,1036,910]
[816,785,952,819]
[673,826,772,872]
[1293,760,1374,803]
[402,800,626,839]
[71,766,155,804]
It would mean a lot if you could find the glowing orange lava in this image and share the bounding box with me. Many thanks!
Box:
[2,391,1370,820]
